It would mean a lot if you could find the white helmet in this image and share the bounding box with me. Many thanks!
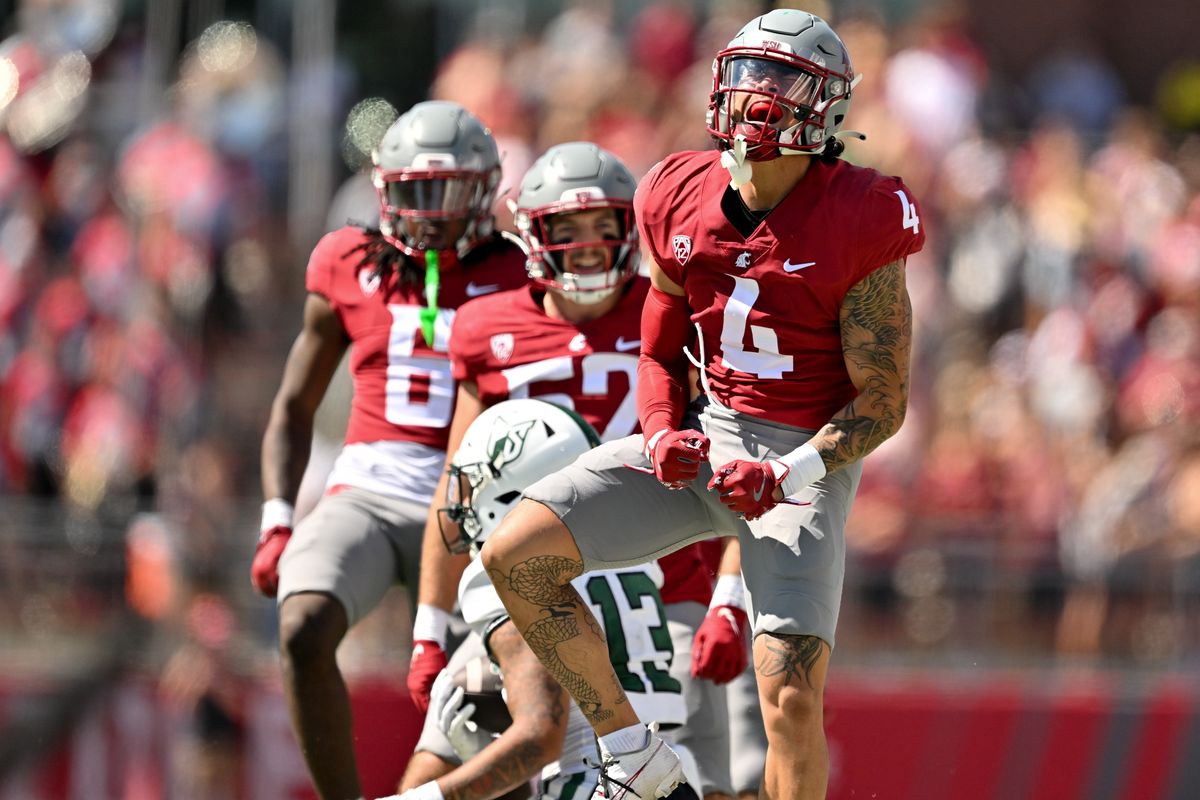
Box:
[439,399,600,555]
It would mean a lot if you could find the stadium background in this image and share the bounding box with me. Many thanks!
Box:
[1,0,1199,797]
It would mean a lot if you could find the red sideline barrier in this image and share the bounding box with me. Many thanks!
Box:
[824,669,1197,800]
[2,670,1197,799]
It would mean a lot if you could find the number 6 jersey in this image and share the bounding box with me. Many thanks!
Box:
[304,227,526,503]
[635,150,926,430]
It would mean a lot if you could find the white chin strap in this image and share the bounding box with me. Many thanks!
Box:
[559,269,619,305]
[720,135,753,189]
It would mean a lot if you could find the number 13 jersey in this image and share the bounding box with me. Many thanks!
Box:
[635,150,926,430]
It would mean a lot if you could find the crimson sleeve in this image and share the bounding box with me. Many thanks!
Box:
[637,286,694,437]
[304,229,342,299]
[853,176,926,285]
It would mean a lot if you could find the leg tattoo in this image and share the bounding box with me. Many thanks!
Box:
[756,634,824,689]
[492,556,620,724]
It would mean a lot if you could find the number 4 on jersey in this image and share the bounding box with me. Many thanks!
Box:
[895,189,920,235]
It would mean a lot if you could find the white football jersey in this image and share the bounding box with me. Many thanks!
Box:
[457,558,687,770]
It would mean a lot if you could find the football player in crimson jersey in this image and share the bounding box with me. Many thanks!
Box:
[482,10,926,800]
[251,101,526,800]
[403,142,744,800]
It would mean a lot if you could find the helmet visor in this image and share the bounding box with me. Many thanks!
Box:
[382,171,488,218]
[722,56,823,112]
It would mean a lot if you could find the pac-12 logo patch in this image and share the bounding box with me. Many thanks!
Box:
[490,333,514,363]
[358,269,381,297]
[672,235,692,266]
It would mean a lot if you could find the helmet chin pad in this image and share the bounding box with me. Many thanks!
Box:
[734,123,783,161]
[552,267,624,305]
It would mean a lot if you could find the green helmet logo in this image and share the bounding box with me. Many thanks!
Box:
[487,419,537,470]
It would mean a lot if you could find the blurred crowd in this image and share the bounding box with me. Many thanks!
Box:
[2,0,1199,683]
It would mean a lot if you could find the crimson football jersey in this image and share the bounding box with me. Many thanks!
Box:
[635,150,926,430]
[449,278,650,442]
[305,227,527,451]
[449,276,713,605]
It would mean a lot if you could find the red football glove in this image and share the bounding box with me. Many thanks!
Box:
[708,460,781,521]
[250,525,292,598]
[691,605,750,684]
[647,429,711,489]
[408,640,449,713]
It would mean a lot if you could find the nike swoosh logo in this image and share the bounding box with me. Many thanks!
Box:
[716,607,742,636]
[783,259,816,273]
[465,282,501,297]
[615,337,641,352]
[752,475,767,502]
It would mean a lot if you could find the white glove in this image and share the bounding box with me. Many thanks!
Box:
[430,670,496,760]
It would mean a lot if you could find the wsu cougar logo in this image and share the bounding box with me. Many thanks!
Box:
[487,419,536,470]
[672,235,692,266]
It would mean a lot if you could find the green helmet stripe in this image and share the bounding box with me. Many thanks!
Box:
[540,400,601,448]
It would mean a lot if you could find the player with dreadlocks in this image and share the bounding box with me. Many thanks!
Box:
[250,100,526,800]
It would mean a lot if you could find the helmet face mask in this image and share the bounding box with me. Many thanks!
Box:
[707,10,855,160]
[523,204,636,305]
[439,399,600,556]
[514,142,639,305]
[438,460,500,553]
[372,101,501,260]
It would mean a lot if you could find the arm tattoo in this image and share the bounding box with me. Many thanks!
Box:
[814,259,911,473]
[444,739,543,800]
[442,627,566,800]
[756,634,824,689]
[491,556,621,724]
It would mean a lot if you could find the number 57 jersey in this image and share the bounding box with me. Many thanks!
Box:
[636,150,926,430]
[449,278,651,442]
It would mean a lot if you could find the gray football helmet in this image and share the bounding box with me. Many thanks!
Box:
[511,142,639,305]
[438,399,600,556]
[372,100,501,259]
[707,9,855,161]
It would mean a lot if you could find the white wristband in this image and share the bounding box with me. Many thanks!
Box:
[770,443,826,498]
[260,498,294,533]
[644,428,669,458]
[709,574,745,611]
[410,781,445,800]
[413,603,450,649]
[378,781,445,800]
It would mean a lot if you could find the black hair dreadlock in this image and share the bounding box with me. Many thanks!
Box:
[341,226,425,288]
